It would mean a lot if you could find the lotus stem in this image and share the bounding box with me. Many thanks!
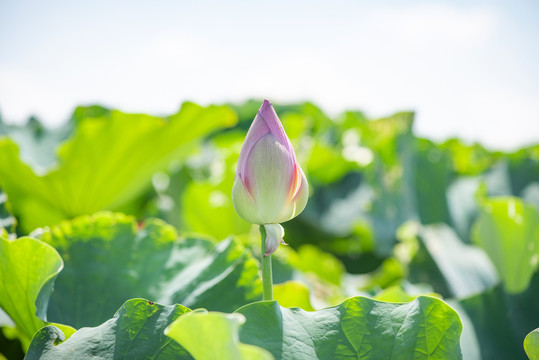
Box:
[259,225,273,301]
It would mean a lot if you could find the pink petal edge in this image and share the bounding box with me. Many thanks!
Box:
[259,100,296,159]
[236,99,296,191]
[235,111,270,184]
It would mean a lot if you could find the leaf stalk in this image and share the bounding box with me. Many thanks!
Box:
[259,225,273,301]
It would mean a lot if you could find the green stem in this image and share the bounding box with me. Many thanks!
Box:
[259,225,273,301]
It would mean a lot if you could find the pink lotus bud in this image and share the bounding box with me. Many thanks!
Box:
[232,100,309,234]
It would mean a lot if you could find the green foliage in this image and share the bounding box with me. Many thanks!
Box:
[236,296,463,359]
[345,111,417,256]
[0,235,68,340]
[0,115,73,170]
[286,244,345,286]
[166,310,273,360]
[373,286,440,302]
[306,141,356,184]
[411,223,498,298]
[26,299,192,360]
[472,197,539,293]
[181,133,251,239]
[507,145,539,196]
[2,100,539,359]
[0,103,236,233]
[525,328,539,360]
[413,138,453,225]
[360,257,405,291]
[441,139,500,175]
[273,281,315,311]
[39,212,261,328]
[0,326,25,360]
[458,273,539,360]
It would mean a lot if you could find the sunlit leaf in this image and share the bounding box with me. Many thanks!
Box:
[0,235,75,343]
[0,103,236,232]
[286,244,345,286]
[441,139,499,176]
[525,328,539,360]
[166,310,273,360]
[360,257,405,291]
[373,286,440,303]
[472,197,539,293]
[273,281,314,311]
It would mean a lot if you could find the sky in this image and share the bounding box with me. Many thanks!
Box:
[0,0,538,150]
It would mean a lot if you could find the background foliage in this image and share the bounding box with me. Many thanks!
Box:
[0,100,538,359]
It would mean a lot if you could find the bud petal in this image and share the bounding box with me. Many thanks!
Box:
[275,164,309,224]
[231,176,263,225]
[244,133,295,222]
[232,100,309,225]
[263,224,285,256]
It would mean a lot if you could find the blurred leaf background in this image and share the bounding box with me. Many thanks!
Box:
[1,1,538,358]
[0,101,538,359]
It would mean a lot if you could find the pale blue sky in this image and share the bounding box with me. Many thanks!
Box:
[1,0,538,149]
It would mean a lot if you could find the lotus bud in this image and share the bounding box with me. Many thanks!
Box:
[263,224,286,256]
[232,100,309,254]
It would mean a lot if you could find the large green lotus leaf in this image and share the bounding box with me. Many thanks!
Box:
[525,328,539,360]
[459,272,539,360]
[0,102,236,233]
[236,296,463,360]
[0,235,63,339]
[39,212,262,329]
[472,197,539,293]
[166,310,273,360]
[26,299,192,360]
